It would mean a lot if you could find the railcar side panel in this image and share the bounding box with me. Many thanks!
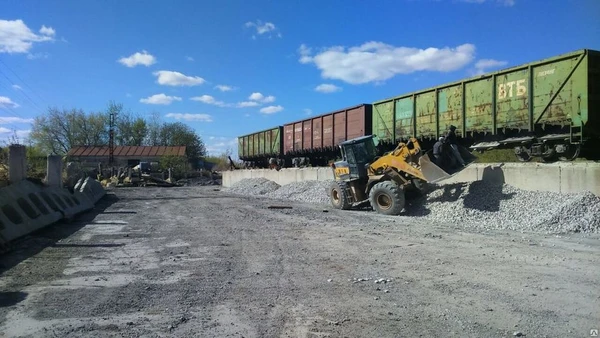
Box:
[394,96,414,140]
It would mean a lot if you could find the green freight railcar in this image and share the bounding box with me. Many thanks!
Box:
[372,48,600,161]
[237,126,284,168]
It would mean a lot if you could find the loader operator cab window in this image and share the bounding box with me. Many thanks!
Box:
[341,138,378,178]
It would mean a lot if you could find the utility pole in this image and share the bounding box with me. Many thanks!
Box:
[109,110,116,167]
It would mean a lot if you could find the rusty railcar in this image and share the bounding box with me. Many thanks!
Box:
[282,104,373,167]
[372,48,600,161]
[237,126,283,168]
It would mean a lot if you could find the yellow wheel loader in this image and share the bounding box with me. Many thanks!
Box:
[328,135,474,215]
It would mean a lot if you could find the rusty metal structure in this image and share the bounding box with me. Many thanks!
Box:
[238,48,600,167]
[371,48,600,162]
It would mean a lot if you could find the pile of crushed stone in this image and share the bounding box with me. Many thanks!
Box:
[223,178,332,203]
[403,182,600,234]
[224,178,600,234]
[224,177,281,195]
[265,180,331,204]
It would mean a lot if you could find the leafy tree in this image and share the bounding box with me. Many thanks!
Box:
[28,102,206,163]
[144,111,162,146]
[110,102,148,146]
[29,107,108,154]
[158,122,206,160]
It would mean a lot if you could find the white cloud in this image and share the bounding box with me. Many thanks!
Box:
[248,92,264,101]
[315,83,342,93]
[165,113,213,122]
[118,50,156,67]
[472,58,508,75]
[459,0,515,5]
[0,116,33,124]
[248,92,276,103]
[304,109,313,116]
[153,70,205,86]
[39,25,55,36]
[299,42,476,85]
[12,84,22,90]
[236,101,259,108]
[0,127,30,139]
[215,85,234,92]
[186,56,194,61]
[26,52,49,60]
[206,137,238,156]
[0,19,55,54]
[190,95,227,107]
[191,92,276,109]
[244,20,281,39]
[260,105,284,114]
[139,93,182,105]
[298,44,313,64]
[262,95,275,103]
[0,96,19,108]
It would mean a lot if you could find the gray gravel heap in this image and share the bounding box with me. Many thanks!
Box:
[405,182,600,234]
[224,177,281,195]
[224,178,600,234]
[265,180,332,204]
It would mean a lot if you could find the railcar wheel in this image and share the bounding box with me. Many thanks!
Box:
[368,181,405,216]
[558,144,581,161]
[514,146,532,162]
[330,181,351,210]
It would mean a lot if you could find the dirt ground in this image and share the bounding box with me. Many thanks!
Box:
[0,186,599,338]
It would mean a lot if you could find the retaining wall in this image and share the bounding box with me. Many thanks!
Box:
[222,162,600,197]
[0,178,106,252]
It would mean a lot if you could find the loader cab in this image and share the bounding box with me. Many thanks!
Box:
[332,135,379,180]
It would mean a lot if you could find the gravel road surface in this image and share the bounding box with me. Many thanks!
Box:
[1,186,599,337]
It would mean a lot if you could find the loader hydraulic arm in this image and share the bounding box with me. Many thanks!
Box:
[367,138,428,181]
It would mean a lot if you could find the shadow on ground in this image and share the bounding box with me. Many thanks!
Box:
[402,165,516,216]
[463,165,515,212]
[0,192,120,275]
[0,291,27,308]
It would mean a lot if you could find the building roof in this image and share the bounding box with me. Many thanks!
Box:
[67,146,187,157]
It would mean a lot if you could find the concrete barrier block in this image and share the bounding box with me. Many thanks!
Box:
[258,169,279,185]
[277,168,297,186]
[560,164,600,196]
[221,162,600,197]
[502,163,561,193]
[317,167,334,182]
[297,168,319,182]
[0,180,63,242]
[44,185,94,219]
[78,177,106,204]
[74,177,85,192]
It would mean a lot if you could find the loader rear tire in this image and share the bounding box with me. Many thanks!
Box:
[369,181,405,216]
[330,181,351,210]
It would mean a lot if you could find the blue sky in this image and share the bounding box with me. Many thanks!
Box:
[1,0,599,157]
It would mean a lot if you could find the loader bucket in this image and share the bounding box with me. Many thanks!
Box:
[418,152,452,183]
[456,144,478,164]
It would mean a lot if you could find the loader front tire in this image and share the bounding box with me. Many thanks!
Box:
[369,181,405,216]
[330,181,351,210]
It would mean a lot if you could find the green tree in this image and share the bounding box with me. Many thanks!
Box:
[110,102,148,146]
[158,122,206,160]
[29,107,108,154]
[144,111,162,146]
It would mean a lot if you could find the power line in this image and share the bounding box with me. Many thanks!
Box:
[0,58,47,109]
[0,68,45,114]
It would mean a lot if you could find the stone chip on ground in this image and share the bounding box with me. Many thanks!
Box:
[223,177,281,195]
[223,177,600,234]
